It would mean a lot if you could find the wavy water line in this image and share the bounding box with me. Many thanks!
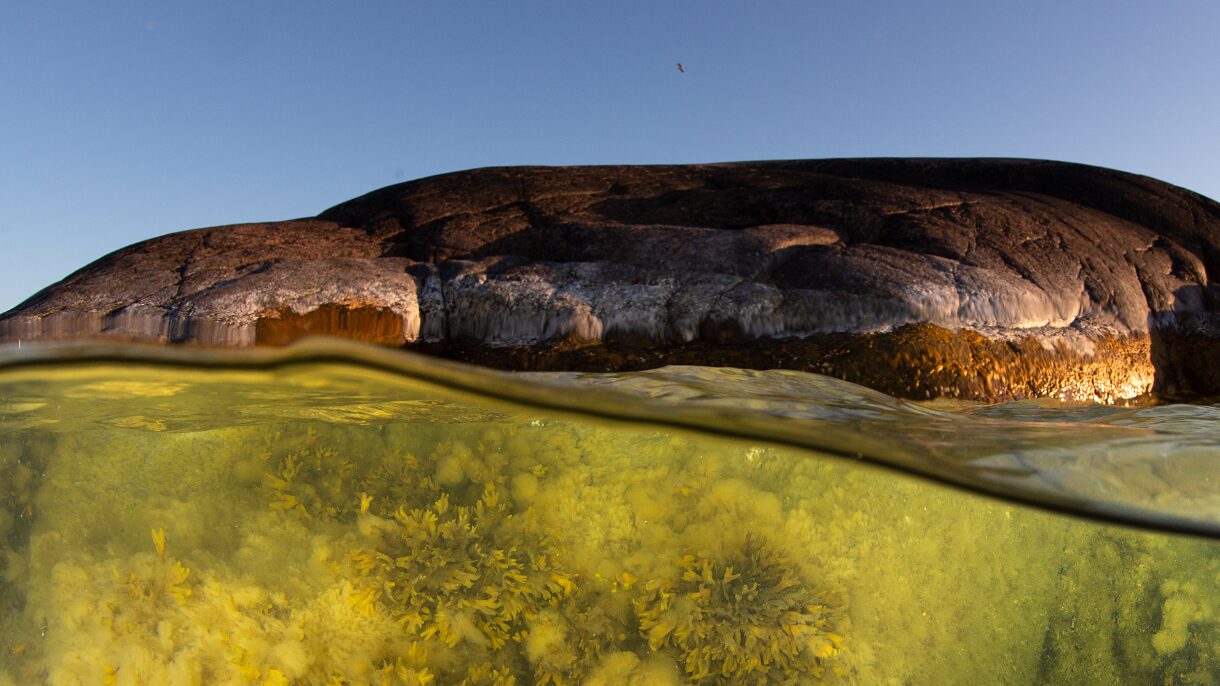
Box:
[0,337,1216,538]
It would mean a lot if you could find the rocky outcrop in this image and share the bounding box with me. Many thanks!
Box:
[2,158,1218,401]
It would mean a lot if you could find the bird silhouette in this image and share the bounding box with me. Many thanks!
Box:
[676,63,686,73]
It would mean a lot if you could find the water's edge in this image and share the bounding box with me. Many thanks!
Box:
[1,337,1217,538]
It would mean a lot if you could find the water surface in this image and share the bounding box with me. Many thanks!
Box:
[0,340,1217,685]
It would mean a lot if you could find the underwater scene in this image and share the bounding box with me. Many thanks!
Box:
[0,341,1217,685]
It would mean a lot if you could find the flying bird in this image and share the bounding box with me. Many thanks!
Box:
[676,63,686,73]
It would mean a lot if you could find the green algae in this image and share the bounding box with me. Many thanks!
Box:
[0,348,1217,684]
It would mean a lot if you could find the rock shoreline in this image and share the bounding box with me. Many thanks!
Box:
[2,158,1217,401]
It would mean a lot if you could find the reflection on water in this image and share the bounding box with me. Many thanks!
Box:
[0,342,1217,684]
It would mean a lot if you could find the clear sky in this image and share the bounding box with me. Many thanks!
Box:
[1,1,1217,312]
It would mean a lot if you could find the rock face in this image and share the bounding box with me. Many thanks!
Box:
[3,158,1218,401]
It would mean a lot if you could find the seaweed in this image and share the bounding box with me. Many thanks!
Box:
[635,534,843,684]
[354,482,578,680]
[263,445,356,521]
[111,528,193,633]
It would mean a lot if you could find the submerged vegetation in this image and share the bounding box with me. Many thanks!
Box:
[0,421,858,685]
[0,376,1217,684]
[636,535,843,684]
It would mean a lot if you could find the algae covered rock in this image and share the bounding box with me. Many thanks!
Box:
[2,158,1219,401]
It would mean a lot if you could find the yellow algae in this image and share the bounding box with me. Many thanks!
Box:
[1152,581,1214,656]
[106,415,169,431]
[62,379,188,399]
[508,471,538,506]
[522,608,568,669]
[151,528,166,558]
[0,364,1219,684]
[0,401,46,413]
[635,535,842,684]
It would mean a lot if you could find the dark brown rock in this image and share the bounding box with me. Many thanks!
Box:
[2,158,1217,402]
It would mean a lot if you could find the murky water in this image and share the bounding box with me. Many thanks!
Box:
[0,341,1217,685]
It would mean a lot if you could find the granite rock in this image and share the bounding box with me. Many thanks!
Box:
[3,158,1217,401]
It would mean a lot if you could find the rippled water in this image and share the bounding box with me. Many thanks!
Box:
[0,340,1217,685]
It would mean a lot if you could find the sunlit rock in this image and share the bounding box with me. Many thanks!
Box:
[2,158,1217,401]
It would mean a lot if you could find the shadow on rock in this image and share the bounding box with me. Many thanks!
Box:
[1150,284,1220,399]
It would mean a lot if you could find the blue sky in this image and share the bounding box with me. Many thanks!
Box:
[1,1,1218,312]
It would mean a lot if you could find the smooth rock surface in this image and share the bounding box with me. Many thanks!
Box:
[3,158,1218,401]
